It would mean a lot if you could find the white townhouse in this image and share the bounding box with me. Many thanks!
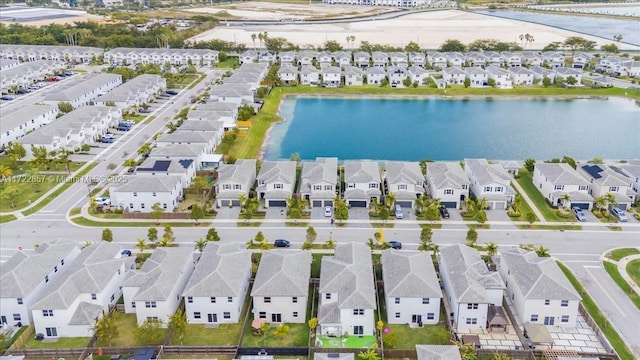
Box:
[343,160,382,208]
[408,66,428,85]
[251,250,311,324]
[156,131,219,153]
[446,52,465,67]
[554,67,582,84]
[611,60,640,77]
[439,244,505,332]
[148,143,210,171]
[484,52,505,67]
[0,60,66,93]
[595,56,626,74]
[542,52,565,68]
[322,66,342,87]
[317,51,333,66]
[279,51,296,64]
[427,52,447,69]
[372,51,388,68]
[94,74,166,109]
[41,73,123,109]
[464,159,515,210]
[256,160,297,208]
[258,51,276,64]
[572,53,592,69]
[31,242,134,338]
[353,51,370,68]
[179,120,225,138]
[529,66,556,84]
[0,58,19,71]
[425,162,470,209]
[318,243,376,336]
[215,159,257,208]
[502,52,522,68]
[382,250,441,326]
[495,248,581,328]
[390,52,408,68]
[621,164,640,195]
[135,158,197,188]
[443,67,466,86]
[239,50,258,64]
[0,44,103,64]
[123,247,196,327]
[415,345,462,360]
[409,52,426,68]
[465,67,489,87]
[343,65,364,86]
[183,243,251,325]
[296,51,315,66]
[299,65,320,86]
[485,66,513,89]
[104,48,218,66]
[509,67,535,86]
[366,67,386,85]
[578,164,635,210]
[209,83,254,104]
[1,240,81,326]
[521,52,543,67]
[299,157,338,208]
[0,104,58,148]
[465,52,487,68]
[277,64,299,86]
[384,161,424,208]
[387,66,408,87]
[110,175,184,213]
[532,163,593,210]
[333,51,352,67]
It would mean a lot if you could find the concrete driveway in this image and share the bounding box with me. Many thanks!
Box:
[265,206,287,220]
[215,206,241,220]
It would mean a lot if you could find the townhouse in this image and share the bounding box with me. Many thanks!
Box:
[372,51,388,68]
[343,65,364,86]
[215,159,257,208]
[148,143,211,171]
[542,52,565,68]
[258,51,276,64]
[279,51,296,64]
[317,51,333,66]
[322,66,342,88]
[572,53,592,69]
[390,52,408,68]
[0,103,58,148]
[427,52,447,69]
[415,345,462,360]
[31,242,134,338]
[439,244,505,332]
[532,163,593,210]
[446,52,465,67]
[620,164,640,194]
[256,160,297,208]
[122,247,196,326]
[408,52,426,68]
[408,66,428,85]
[334,51,352,67]
[239,50,258,64]
[387,66,408,87]
[322,0,431,6]
[299,65,320,86]
[209,83,254,104]
[109,175,184,213]
[382,250,441,325]
[425,162,470,209]
[1,240,81,326]
[521,52,543,67]
[296,51,315,66]
[495,248,581,328]
[384,161,425,208]
[485,52,505,67]
[529,66,556,84]
[94,74,166,109]
[0,60,66,93]
[135,158,197,188]
[343,160,382,207]
[509,67,535,86]
[251,250,312,324]
[299,157,338,208]
[465,52,487,68]
[485,66,513,89]
[554,67,582,84]
[41,73,123,109]
[277,63,298,86]
[353,51,370,68]
[104,48,218,66]
[183,243,251,324]
[318,243,376,336]
[465,67,489,87]
[155,131,219,153]
[464,159,515,210]
[366,67,386,85]
[443,67,466,86]
[0,44,103,64]
[502,52,522,68]
[578,164,635,210]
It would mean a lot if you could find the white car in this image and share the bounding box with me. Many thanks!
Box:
[324,206,333,217]
[94,197,111,206]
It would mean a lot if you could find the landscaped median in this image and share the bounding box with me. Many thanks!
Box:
[602,248,640,310]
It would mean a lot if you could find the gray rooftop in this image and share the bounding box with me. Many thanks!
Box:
[344,160,380,184]
[149,143,206,158]
[95,74,164,103]
[123,247,195,301]
[42,73,121,102]
[426,162,468,189]
[257,160,297,185]
[535,163,590,186]
[217,159,257,186]
[384,161,423,187]
[381,250,441,299]
[1,103,57,133]
[251,250,311,297]
[111,175,181,193]
[415,345,462,360]
[156,130,217,144]
[578,164,631,187]
[183,243,251,297]
[179,120,224,132]
[300,157,338,192]
[464,159,512,187]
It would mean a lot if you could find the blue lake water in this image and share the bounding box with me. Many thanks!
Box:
[263,97,640,161]
[474,10,640,46]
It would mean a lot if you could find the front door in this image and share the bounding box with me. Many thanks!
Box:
[412,314,422,324]
[271,313,282,323]
[208,313,217,323]
[0,316,6,325]
[544,316,555,326]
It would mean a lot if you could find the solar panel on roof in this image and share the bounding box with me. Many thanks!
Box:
[178,159,194,169]
[581,164,603,179]
[138,160,171,172]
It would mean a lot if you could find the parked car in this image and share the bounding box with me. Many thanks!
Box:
[387,241,402,250]
[101,136,115,143]
[95,197,111,206]
[611,208,628,222]
[139,108,151,113]
[122,120,136,126]
[274,239,291,248]
[166,89,179,95]
[394,204,403,219]
[16,89,30,94]
[117,123,132,131]
[64,71,74,76]
[158,93,171,98]
[439,206,450,219]
[572,207,586,222]
[120,249,132,257]
[324,206,333,217]
[0,95,14,101]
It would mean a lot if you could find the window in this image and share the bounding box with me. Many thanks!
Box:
[609,186,619,192]
[313,185,322,191]
[223,312,231,319]
[462,185,468,190]
[129,203,134,209]
[141,203,145,209]
[54,266,58,273]
[274,183,283,189]
[427,313,434,320]
[561,300,569,307]
[194,312,201,319]
[292,297,298,303]
[211,297,216,303]
[554,185,564,190]
[145,301,157,308]
[530,314,538,322]
[398,184,408,190]
[395,297,400,304]
[132,302,136,308]
[259,312,266,319]
[223,184,231,190]
[347,183,355,189]
[264,297,271,303]
[544,300,550,306]
[467,303,478,310]
[133,192,138,197]
[561,315,570,323]
[422,298,430,304]
[91,294,97,300]
[45,327,57,337]
[495,187,503,192]
[163,203,167,209]
[234,184,242,190]
[325,293,331,300]
[354,326,364,335]
[293,312,298,318]
[324,185,332,190]
[17,298,23,305]
[353,309,364,315]
[484,186,492,192]
[42,310,53,317]
[227,297,232,303]
[444,189,454,195]
[578,185,588,191]
[187,297,193,303]
[466,318,477,325]
[110,294,115,302]
[13,314,21,321]
[45,275,49,283]
[369,183,378,189]
[395,312,401,318]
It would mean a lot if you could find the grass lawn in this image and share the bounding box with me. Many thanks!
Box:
[383,323,451,349]
[317,335,376,348]
[173,323,243,346]
[557,261,635,360]
[0,214,17,223]
[602,261,640,310]
[241,322,309,347]
[509,186,539,223]
[515,169,572,222]
[164,74,201,89]
[515,224,582,231]
[70,217,202,227]
[20,336,90,349]
[627,259,640,288]
[102,313,168,347]
[123,114,147,124]
[609,248,640,261]
[311,253,331,278]
[419,223,443,230]
[216,58,239,68]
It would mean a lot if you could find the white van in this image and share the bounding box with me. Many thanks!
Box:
[394,204,403,219]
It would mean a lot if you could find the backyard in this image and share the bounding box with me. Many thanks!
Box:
[515,169,573,222]
[241,322,309,347]
[100,313,168,347]
[20,336,90,349]
[172,323,243,346]
[382,323,451,349]
[316,335,377,348]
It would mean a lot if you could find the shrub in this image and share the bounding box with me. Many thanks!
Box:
[555,209,570,219]
[113,208,123,214]
[507,210,521,217]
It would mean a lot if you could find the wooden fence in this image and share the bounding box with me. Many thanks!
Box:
[7,324,34,351]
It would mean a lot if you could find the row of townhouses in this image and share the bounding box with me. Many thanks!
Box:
[0,60,67,93]
[0,241,581,345]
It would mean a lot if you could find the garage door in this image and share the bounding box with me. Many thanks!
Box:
[571,202,590,210]
[312,200,322,207]
[441,201,457,209]
[268,200,287,207]
[219,200,241,207]
[324,200,333,207]
[492,201,506,210]
[349,200,367,208]
[616,204,628,210]
[395,201,412,208]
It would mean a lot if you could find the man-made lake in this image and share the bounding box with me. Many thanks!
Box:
[263,97,640,161]
[475,10,640,46]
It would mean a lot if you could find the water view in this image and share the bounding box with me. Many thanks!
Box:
[475,10,640,46]
[529,5,640,17]
[264,97,640,161]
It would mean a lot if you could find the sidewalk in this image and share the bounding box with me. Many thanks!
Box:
[511,179,546,221]
[603,254,640,296]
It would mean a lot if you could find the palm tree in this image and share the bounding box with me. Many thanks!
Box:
[257,33,264,49]
[476,197,489,211]
[431,243,439,256]
[560,193,571,209]
[595,195,607,212]
[614,34,623,47]
[485,242,498,257]
[123,159,137,168]
[604,192,617,219]
[0,165,12,179]
[194,238,207,253]
[349,35,356,49]
[512,193,522,212]
[536,245,550,257]
[136,238,147,253]
[251,33,257,49]
[385,192,396,209]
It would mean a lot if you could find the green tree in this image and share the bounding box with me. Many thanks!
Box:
[358,349,381,360]
[404,41,421,53]
[542,76,552,88]
[206,228,220,242]
[194,238,207,253]
[273,323,290,337]
[255,231,267,246]
[439,39,466,52]
[564,36,587,57]
[136,238,147,253]
[485,242,498,257]
[524,158,535,172]
[190,204,204,224]
[6,142,26,166]
[306,226,317,244]
[420,226,433,244]
[162,224,175,244]
[600,43,619,54]
[323,40,343,52]
[1,183,19,208]
[308,317,318,331]
[138,143,153,156]
[93,313,118,347]
[147,227,158,243]
[542,41,563,52]
[324,236,336,249]
[167,308,187,345]
[526,212,536,226]
[133,318,165,345]
[102,228,113,242]
[536,245,550,257]
[487,78,496,87]
[334,197,349,221]
[150,202,164,223]
[464,77,470,88]
[57,101,74,113]
[466,227,478,247]
[0,165,12,179]
[565,76,577,85]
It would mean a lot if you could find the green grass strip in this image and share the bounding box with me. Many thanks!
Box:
[602,261,640,310]
[0,214,17,223]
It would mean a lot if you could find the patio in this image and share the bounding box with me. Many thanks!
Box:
[316,335,377,349]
